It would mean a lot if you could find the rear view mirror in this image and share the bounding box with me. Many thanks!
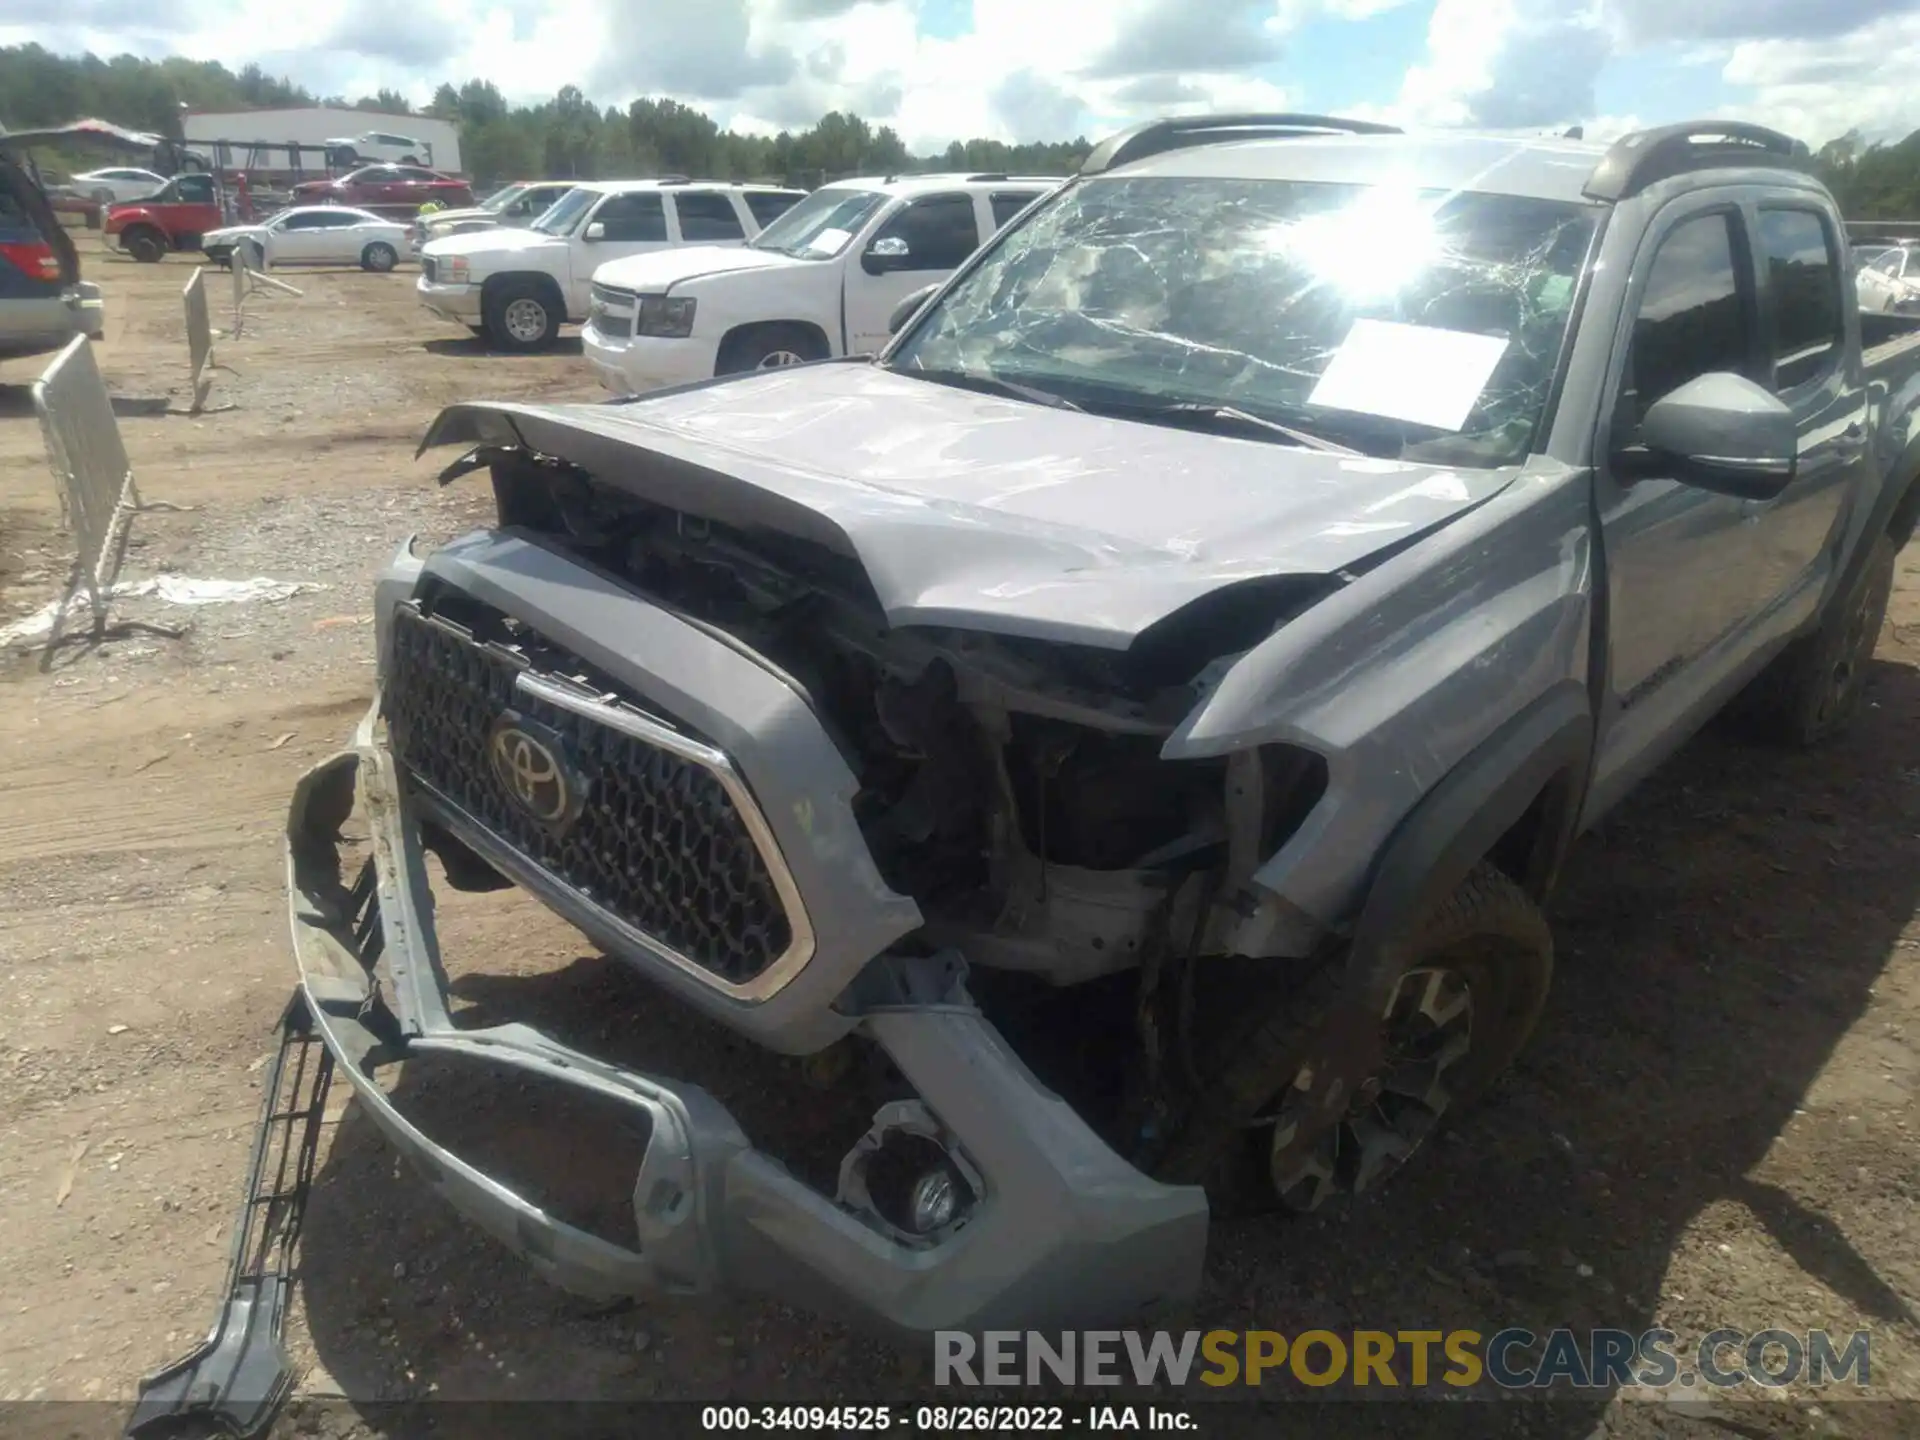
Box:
[888,283,941,336]
[1618,372,1797,501]
[584,221,606,241]
[864,234,910,275]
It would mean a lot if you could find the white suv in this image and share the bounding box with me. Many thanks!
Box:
[581,173,1059,390]
[416,180,807,352]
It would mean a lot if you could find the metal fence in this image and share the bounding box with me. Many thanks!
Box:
[32,335,144,638]
[184,267,214,413]
[229,242,302,339]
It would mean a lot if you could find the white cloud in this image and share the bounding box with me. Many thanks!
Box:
[8,0,1920,157]
[1392,0,1609,130]
[1716,11,1920,143]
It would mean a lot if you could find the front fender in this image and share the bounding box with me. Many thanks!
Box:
[104,205,158,235]
[1164,459,1596,932]
[695,277,844,358]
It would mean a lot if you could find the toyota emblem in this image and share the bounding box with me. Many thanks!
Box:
[487,716,583,830]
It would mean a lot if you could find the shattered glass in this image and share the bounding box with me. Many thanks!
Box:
[888,176,1601,467]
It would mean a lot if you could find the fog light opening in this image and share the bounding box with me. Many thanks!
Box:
[836,1100,983,1247]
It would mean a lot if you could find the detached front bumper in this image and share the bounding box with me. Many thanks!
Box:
[286,703,1208,1335]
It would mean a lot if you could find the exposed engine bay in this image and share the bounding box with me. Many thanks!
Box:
[461,445,1334,992]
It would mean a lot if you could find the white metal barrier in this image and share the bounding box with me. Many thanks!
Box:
[184,266,215,413]
[229,242,302,339]
[31,336,146,640]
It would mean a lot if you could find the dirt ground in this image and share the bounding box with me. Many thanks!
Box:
[1,233,1917,1440]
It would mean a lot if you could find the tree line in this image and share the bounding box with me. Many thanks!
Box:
[0,44,1092,188]
[12,43,1920,214]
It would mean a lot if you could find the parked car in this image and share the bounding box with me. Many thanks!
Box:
[322,131,433,166]
[408,180,579,252]
[416,179,806,351]
[1857,241,1920,311]
[69,166,168,204]
[583,173,1055,386]
[0,149,104,365]
[102,171,223,262]
[200,206,410,271]
[291,165,473,212]
[275,117,1920,1335]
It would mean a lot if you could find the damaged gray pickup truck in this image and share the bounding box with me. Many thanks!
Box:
[291,118,1920,1338]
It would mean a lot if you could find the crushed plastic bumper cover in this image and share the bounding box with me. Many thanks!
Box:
[284,703,1208,1334]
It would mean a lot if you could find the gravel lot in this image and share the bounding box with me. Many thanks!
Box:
[0,235,1917,1439]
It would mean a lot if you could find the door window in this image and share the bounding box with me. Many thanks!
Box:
[990,192,1038,230]
[1619,211,1754,432]
[592,192,667,242]
[1757,207,1841,390]
[673,192,745,242]
[174,174,216,204]
[744,190,802,228]
[871,194,981,271]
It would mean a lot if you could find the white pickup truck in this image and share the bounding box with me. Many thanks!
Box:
[581,172,1060,388]
[416,179,806,352]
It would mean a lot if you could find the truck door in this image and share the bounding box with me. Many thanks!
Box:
[844,192,981,354]
[569,192,669,317]
[1586,200,1776,818]
[1738,203,1867,628]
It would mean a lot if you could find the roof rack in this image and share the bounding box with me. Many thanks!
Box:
[1581,121,1810,202]
[1080,112,1401,176]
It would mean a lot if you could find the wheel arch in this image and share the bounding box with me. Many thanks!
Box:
[716,319,833,369]
[480,269,566,311]
[1341,681,1592,1015]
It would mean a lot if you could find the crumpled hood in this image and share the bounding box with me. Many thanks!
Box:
[593,245,803,292]
[421,228,565,262]
[421,361,1523,649]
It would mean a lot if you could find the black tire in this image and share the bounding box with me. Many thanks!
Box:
[123,227,166,264]
[204,247,232,269]
[361,241,398,273]
[482,279,562,352]
[401,154,420,165]
[716,323,827,376]
[1158,862,1554,1217]
[1736,530,1897,747]
[334,148,358,167]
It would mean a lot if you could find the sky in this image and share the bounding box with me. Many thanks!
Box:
[3,0,1916,154]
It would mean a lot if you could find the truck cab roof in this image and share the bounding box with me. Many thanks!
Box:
[1092,117,1821,207]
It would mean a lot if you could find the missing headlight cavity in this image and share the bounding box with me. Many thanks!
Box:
[374,1053,653,1252]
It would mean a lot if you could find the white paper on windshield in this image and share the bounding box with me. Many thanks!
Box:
[807,227,851,254]
[1307,319,1510,432]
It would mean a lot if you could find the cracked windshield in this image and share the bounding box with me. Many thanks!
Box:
[888,177,1600,467]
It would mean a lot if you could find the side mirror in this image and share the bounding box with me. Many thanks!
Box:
[864,234,910,275]
[1616,372,1798,501]
[583,221,606,242]
[888,282,941,336]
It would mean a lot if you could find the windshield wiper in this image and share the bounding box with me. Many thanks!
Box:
[904,367,1084,412]
[1097,401,1360,454]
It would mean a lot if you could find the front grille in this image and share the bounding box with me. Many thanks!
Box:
[383,602,795,987]
[420,256,437,282]
[588,283,634,339]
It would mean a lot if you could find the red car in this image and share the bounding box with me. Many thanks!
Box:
[103,171,224,262]
[292,164,473,211]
